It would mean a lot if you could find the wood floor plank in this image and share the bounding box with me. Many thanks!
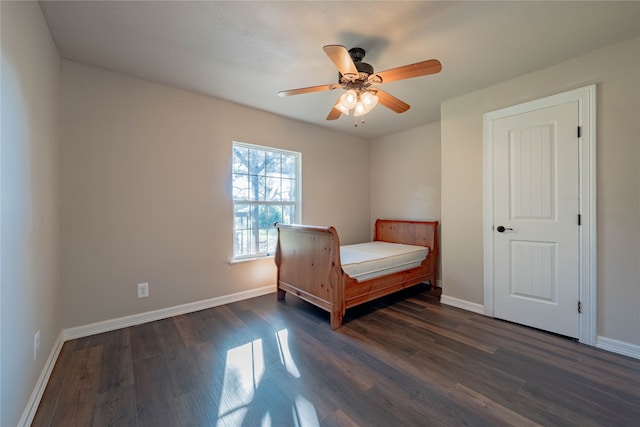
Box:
[448,383,543,427]
[96,329,134,394]
[383,304,498,353]
[134,353,183,427]
[92,384,137,427]
[129,320,162,361]
[459,321,640,396]
[170,388,220,427]
[154,317,209,399]
[34,289,640,426]
[326,408,361,427]
[494,346,640,426]
[31,340,77,426]
[49,345,103,426]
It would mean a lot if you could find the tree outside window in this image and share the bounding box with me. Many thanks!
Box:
[232,142,300,259]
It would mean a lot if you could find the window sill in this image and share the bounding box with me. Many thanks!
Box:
[229,255,275,265]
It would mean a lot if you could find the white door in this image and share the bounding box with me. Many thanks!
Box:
[492,100,580,338]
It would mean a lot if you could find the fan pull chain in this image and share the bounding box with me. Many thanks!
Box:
[354,115,365,127]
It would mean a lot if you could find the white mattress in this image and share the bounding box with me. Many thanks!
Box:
[340,241,429,281]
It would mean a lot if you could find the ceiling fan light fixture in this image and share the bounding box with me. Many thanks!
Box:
[354,101,367,116]
[335,102,350,115]
[361,91,379,112]
[340,90,358,109]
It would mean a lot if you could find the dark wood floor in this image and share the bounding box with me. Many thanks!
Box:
[33,285,640,426]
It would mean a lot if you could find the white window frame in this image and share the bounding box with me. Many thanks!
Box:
[231,141,301,261]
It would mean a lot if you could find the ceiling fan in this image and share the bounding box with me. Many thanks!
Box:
[278,45,442,124]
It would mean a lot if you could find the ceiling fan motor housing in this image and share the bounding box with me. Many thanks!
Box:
[349,47,374,74]
[355,62,374,75]
[348,47,366,62]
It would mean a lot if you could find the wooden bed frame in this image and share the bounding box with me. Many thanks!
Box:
[274,219,438,329]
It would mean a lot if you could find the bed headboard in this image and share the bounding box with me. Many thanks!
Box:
[373,219,438,250]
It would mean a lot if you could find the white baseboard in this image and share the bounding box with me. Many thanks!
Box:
[18,331,64,427]
[440,294,485,315]
[596,336,640,360]
[64,284,276,340]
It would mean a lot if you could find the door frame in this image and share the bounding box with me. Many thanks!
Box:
[483,85,597,345]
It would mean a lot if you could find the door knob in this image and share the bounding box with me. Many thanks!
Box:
[496,226,513,233]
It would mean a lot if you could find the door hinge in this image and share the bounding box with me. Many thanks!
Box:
[577,126,582,138]
[578,214,581,225]
[578,301,582,314]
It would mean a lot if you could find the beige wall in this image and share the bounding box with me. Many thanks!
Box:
[441,36,640,345]
[370,122,441,225]
[1,2,62,425]
[60,60,370,328]
[370,122,441,281]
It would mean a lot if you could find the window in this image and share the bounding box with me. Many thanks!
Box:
[232,142,301,260]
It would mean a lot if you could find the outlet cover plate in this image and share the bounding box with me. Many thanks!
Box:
[34,330,40,360]
[137,282,149,298]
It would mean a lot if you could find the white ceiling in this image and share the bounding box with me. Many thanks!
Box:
[39,1,640,139]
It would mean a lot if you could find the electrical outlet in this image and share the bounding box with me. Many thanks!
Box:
[34,330,40,360]
[137,282,149,298]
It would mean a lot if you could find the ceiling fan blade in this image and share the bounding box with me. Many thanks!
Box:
[376,89,410,113]
[373,59,442,84]
[326,105,342,121]
[278,84,336,97]
[323,45,358,76]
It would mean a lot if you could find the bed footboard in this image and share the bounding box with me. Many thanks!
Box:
[274,223,345,328]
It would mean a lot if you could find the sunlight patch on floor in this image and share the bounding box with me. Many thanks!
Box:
[292,395,320,427]
[216,329,319,426]
[276,328,301,378]
[217,338,265,424]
